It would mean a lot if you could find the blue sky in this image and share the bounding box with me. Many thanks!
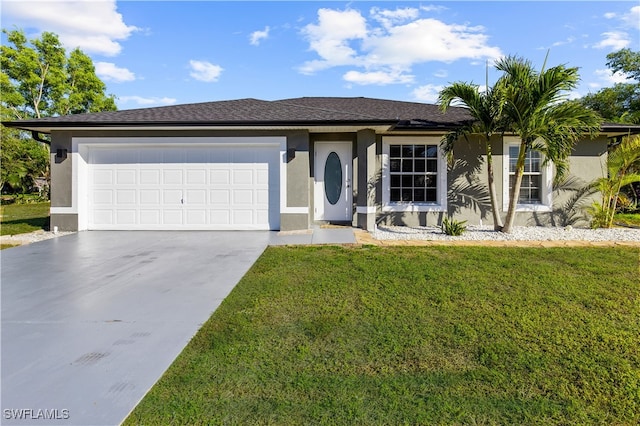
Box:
[2,1,639,110]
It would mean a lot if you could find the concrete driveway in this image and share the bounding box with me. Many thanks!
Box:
[1,231,280,426]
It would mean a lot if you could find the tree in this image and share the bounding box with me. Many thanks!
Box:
[580,49,640,124]
[1,29,116,119]
[1,29,117,194]
[438,72,506,230]
[497,55,602,233]
[0,128,49,194]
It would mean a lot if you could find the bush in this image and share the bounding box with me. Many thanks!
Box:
[442,218,467,236]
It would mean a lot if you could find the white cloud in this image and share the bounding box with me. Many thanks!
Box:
[299,7,502,84]
[594,6,639,50]
[363,19,501,67]
[95,62,135,83]
[622,5,640,27]
[411,84,444,103]
[551,36,576,47]
[189,60,223,82]
[433,69,448,78]
[2,0,138,56]
[118,96,177,107]
[370,7,419,29]
[250,26,270,46]
[299,8,368,74]
[594,68,634,85]
[420,5,447,13]
[594,31,630,50]
[343,69,414,85]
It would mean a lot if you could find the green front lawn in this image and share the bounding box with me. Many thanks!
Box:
[0,202,50,236]
[125,246,639,425]
[614,213,640,227]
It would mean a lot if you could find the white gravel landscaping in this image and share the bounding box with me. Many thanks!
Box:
[0,229,75,246]
[373,225,640,242]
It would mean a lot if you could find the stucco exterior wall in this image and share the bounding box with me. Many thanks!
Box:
[50,132,75,231]
[281,131,311,231]
[376,135,607,229]
[46,128,607,232]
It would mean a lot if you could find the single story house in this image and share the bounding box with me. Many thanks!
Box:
[4,97,639,232]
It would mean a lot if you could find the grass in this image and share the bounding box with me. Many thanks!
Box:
[614,213,640,227]
[0,202,50,236]
[125,246,640,425]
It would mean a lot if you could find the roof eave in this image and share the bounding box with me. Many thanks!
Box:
[2,119,404,134]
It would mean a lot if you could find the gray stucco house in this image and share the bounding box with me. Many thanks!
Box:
[4,97,638,232]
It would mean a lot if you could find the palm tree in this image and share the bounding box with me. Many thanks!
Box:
[496,55,602,233]
[590,134,640,228]
[438,76,506,230]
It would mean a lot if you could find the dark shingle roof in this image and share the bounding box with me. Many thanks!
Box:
[2,97,473,132]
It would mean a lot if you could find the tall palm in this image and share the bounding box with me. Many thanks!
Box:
[439,80,506,230]
[496,55,602,233]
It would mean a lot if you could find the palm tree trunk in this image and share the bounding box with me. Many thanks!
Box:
[501,143,527,233]
[486,145,503,230]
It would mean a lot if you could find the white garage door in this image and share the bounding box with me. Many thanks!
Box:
[87,145,280,230]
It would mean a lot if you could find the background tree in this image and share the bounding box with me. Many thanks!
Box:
[580,49,640,124]
[1,29,117,195]
[496,55,602,233]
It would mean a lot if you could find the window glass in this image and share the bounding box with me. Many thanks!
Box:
[509,146,542,204]
[389,144,438,203]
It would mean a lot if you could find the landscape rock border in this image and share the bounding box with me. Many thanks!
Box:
[0,230,75,247]
[353,226,640,247]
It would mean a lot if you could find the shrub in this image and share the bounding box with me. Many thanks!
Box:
[442,218,467,236]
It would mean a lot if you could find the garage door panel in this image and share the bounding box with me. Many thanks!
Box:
[140,210,160,225]
[93,210,113,225]
[163,210,183,225]
[186,169,207,185]
[256,169,269,185]
[210,170,230,184]
[186,189,206,204]
[256,210,269,225]
[186,210,207,225]
[93,170,114,185]
[232,169,254,185]
[93,190,113,204]
[163,170,183,185]
[88,144,280,230]
[256,189,269,204]
[163,190,182,204]
[140,190,160,204]
[116,190,136,205]
[116,210,136,225]
[210,190,230,205]
[210,210,230,225]
[140,169,161,185]
[233,190,253,204]
[232,210,253,225]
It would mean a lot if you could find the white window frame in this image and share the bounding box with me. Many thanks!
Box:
[502,137,552,212]
[382,136,447,212]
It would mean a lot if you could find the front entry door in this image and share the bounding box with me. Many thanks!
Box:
[314,142,352,221]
